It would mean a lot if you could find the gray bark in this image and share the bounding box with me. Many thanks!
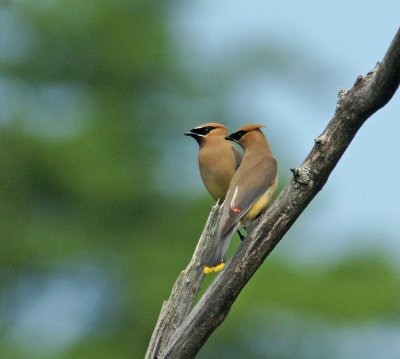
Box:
[145,204,223,359]
[147,27,400,359]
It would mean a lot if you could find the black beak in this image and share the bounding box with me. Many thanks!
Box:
[185,130,198,137]
[225,135,237,143]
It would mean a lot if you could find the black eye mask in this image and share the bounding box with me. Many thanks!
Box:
[225,130,247,143]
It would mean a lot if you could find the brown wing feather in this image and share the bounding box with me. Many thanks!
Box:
[218,155,277,237]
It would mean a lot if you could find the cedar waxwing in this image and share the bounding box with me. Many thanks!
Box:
[185,123,242,201]
[204,124,278,274]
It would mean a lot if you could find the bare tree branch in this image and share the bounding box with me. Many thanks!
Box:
[145,203,222,359]
[149,27,400,359]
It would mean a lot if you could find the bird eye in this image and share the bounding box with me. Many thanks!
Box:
[231,130,246,141]
[237,131,246,138]
[198,126,215,135]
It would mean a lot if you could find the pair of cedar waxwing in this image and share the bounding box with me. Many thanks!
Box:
[185,123,278,274]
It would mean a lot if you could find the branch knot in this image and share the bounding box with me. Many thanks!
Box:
[336,88,349,110]
[290,165,312,186]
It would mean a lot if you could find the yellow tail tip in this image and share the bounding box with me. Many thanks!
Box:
[203,266,213,274]
[203,262,225,274]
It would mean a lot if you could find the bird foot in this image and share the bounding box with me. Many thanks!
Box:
[237,230,246,241]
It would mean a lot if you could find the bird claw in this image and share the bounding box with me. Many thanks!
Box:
[237,230,246,241]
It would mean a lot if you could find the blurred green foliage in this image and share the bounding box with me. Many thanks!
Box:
[1,1,399,358]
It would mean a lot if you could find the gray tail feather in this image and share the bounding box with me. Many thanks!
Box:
[205,226,237,268]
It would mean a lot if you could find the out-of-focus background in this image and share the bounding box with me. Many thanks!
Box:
[1,1,400,358]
